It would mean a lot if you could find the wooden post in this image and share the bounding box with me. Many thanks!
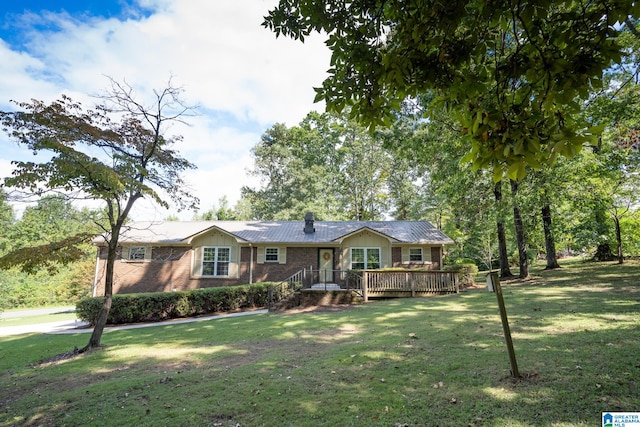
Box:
[362,271,369,302]
[410,272,415,297]
[488,272,520,378]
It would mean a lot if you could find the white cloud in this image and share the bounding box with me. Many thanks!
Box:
[0,0,331,219]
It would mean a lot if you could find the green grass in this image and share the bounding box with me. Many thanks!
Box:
[0,258,638,426]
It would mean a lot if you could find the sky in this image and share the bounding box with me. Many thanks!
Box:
[0,0,331,220]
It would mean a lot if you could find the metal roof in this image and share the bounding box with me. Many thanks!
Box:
[105,220,454,245]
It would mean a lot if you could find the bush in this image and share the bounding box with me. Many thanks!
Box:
[444,262,479,287]
[76,283,272,325]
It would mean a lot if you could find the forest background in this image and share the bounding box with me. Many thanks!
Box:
[1,20,639,311]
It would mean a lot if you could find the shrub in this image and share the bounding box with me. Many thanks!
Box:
[76,283,272,325]
[444,262,479,287]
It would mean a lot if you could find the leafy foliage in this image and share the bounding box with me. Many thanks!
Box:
[76,283,273,325]
[242,111,406,220]
[265,1,639,179]
[0,78,198,349]
[0,232,94,275]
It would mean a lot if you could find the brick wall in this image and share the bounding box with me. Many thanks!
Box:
[252,247,317,282]
[94,245,321,295]
[94,245,442,295]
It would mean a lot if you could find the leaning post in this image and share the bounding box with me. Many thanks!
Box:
[486,271,520,378]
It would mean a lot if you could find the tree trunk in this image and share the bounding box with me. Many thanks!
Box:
[81,238,118,351]
[510,180,528,279]
[614,216,624,264]
[494,182,514,278]
[542,203,561,270]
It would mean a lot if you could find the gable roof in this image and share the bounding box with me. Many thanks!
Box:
[102,220,454,245]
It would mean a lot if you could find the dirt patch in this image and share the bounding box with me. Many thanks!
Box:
[34,347,83,367]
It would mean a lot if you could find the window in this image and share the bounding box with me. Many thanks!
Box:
[350,247,381,270]
[202,247,230,276]
[265,247,279,263]
[128,246,146,261]
[409,248,423,262]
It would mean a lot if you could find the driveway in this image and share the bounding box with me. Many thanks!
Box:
[0,307,268,337]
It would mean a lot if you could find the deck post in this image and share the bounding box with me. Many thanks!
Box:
[362,271,369,302]
[409,272,415,297]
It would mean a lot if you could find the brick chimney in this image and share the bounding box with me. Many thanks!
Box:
[303,212,315,234]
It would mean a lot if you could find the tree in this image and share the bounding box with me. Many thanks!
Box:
[242,111,393,220]
[510,180,529,278]
[0,191,14,254]
[194,196,238,220]
[0,78,197,351]
[579,24,640,262]
[242,119,343,220]
[265,1,635,180]
[0,196,96,275]
[493,181,515,278]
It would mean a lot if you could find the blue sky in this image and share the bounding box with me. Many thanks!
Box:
[0,0,330,219]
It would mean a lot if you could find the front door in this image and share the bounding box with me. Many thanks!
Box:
[319,249,334,283]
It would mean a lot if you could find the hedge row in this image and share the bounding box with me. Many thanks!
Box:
[76,283,276,325]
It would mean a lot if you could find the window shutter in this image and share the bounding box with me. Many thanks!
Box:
[401,247,410,264]
[279,247,287,264]
[192,247,203,277]
[229,247,238,278]
[257,246,265,264]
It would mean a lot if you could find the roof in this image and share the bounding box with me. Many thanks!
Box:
[98,220,454,245]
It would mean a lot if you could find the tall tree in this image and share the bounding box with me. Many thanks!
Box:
[0,79,197,351]
[0,191,14,254]
[580,24,640,262]
[493,181,514,278]
[264,1,634,179]
[510,180,529,278]
[243,111,392,220]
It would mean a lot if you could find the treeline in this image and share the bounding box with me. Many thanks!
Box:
[194,25,640,275]
[0,195,96,309]
[205,106,637,275]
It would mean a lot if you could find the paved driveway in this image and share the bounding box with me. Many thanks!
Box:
[0,308,268,337]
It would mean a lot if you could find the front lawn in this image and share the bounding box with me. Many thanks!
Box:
[1,258,638,426]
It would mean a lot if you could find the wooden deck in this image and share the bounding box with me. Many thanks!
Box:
[304,268,460,301]
[268,269,460,310]
[361,270,459,301]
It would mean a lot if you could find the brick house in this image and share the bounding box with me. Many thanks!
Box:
[92,213,454,295]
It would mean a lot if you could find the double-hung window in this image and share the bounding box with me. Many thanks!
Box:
[350,247,381,270]
[409,248,423,262]
[128,246,147,261]
[265,247,279,263]
[202,247,230,277]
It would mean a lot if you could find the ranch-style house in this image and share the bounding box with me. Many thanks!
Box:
[92,213,454,296]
